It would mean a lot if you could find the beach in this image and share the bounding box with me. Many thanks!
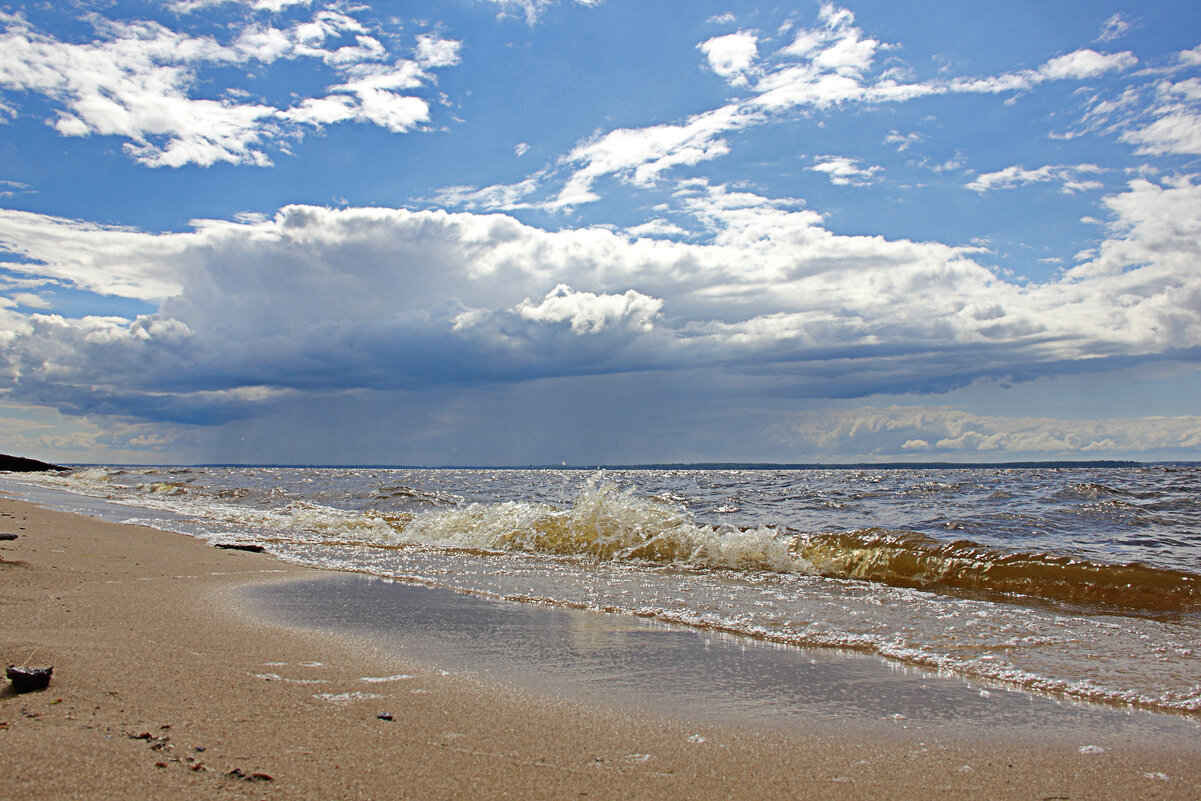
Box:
[2,494,1199,801]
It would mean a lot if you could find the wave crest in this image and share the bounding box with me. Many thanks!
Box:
[794,528,1201,615]
[398,478,797,571]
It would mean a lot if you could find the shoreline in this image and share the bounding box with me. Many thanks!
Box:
[241,572,1201,742]
[2,495,1199,799]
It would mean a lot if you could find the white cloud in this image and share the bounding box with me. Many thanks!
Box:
[169,0,314,12]
[454,6,1145,213]
[810,155,882,186]
[0,178,28,198]
[414,35,462,69]
[624,219,689,239]
[9,292,51,309]
[785,406,1201,457]
[552,105,753,208]
[479,0,603,25]
[0,209,185,299]
[1119,79,1201,156]
[698,31,760,87]
[884,130,921,151]
[948,48,1137,96]
[1096,13,1137,43]
[1123,106,1201,155]
[0,8,457,167]
[1038,49,1137,81]
[966,164,1105,194]
[515,284,663,334]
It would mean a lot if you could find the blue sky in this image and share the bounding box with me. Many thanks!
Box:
[1,0,1199,465]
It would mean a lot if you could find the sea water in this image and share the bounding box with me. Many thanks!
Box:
[3,464,1199,716]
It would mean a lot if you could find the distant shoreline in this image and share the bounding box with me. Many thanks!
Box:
[0,454,67,472]
[32,459,1191,470]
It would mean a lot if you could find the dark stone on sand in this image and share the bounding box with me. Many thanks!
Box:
[377,712,394,721]
[0,534,16,541]
[0,454,67,473]
[213,542,265,553]
[6,665,53,693]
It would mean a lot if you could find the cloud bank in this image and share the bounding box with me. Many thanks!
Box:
[1,174,1199,437]
[783,406,1201,457]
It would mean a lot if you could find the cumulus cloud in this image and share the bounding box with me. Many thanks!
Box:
[515,284,663,334]
[810,155,882,186]
[414,34,462,69]
[1038,49,1137,81]
[698,31,760,87]
[0,7,460,166]
[1,172,1200,426]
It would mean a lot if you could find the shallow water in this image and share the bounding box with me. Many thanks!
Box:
[244,573,1201,746]
[5,464,1200,716]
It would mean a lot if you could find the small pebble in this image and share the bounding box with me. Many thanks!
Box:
[377,712,394,721]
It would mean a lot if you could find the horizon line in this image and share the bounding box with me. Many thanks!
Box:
[41,459,1198,471]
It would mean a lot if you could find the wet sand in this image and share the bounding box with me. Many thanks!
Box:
[2,494,1199,800]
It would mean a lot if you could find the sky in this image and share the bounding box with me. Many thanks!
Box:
[0,0,1199,466]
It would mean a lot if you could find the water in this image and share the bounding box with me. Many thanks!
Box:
[3,464,1200,716]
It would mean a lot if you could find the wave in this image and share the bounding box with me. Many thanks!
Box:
[42,468,1201,617]
[793,529,1200,615]
[394,479,796,571]
[376,478,1200,616]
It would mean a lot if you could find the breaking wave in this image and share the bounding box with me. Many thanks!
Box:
[793,529,1200,615]
[362,478,1200,616]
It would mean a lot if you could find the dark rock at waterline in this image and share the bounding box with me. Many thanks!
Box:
[0,454,67,473]
[6,665,53,693]
[213,542,265,553]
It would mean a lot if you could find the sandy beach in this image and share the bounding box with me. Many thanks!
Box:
[2,494,1198,801]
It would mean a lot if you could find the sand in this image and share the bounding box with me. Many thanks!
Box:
[1,494,1198,800]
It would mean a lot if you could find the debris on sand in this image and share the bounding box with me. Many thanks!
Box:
[213,542,265,553]
[6,665,53,693]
